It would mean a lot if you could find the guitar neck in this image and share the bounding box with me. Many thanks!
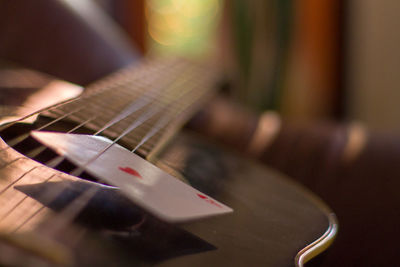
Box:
[39,57,219,159]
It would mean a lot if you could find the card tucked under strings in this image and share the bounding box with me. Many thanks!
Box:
[30,131,233,223]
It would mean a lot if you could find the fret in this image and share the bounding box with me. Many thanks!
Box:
[39,57,219,157]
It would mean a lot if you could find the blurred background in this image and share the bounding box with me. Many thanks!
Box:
[96,0,400,133]
[0,1,399,264]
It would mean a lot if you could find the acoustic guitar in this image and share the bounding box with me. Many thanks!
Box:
[0,57,337,266]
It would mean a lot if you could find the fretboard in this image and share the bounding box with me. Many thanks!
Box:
[40,57,219,159]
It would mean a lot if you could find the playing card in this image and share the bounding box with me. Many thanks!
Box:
[31,131,233,223]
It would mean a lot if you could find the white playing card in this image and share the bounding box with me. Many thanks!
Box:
[31,131,233,223]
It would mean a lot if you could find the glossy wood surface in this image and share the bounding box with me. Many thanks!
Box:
[156,132,336,266]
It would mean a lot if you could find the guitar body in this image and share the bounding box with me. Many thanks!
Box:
[0,60,337,266]
[0,123,336,267]
[156,132,337,266]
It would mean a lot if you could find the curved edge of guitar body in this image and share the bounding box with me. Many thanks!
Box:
[295,212,337,267]
[155,132,338,267]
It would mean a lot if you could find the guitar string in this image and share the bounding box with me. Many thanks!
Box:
[0,78,165,228]
[0,116,101,226]
[19,74,182,158]
[0,174,57,224]
[131,80,208,153]
[25,115,98,159]
[0,82,121,151]
[0,56,183,137]
[0,95,152,229]
[0,75,203,222]
[0,117,105,231]
[0,105,85,151]
[0,60,173,229]
[18,71,186,169]
[0,96,83,134]
[23,73,207,237]
[0,69,111,135]
[0,90,127,225]
[7,99,206,256]
[3,56,177,130]
[0,60,214,248]
[0,166,61,231]
[70,70,202,177]
[2,65,206,234]
[0,108,142,221]
[92,63,194,135]
[2,80,146,150]
[0,57,181,151]
[12,206,45,233]
[0,167,39,196]
[36,113,179,237]
[0,86,154,156]
[42,64,196,174]
[10,92,185,235]
[0,157,29,171]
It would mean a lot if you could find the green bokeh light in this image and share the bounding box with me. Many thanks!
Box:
[146,0,221,56]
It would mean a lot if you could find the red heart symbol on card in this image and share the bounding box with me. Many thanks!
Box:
[197,193,222,208]
[118,166,142,179]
